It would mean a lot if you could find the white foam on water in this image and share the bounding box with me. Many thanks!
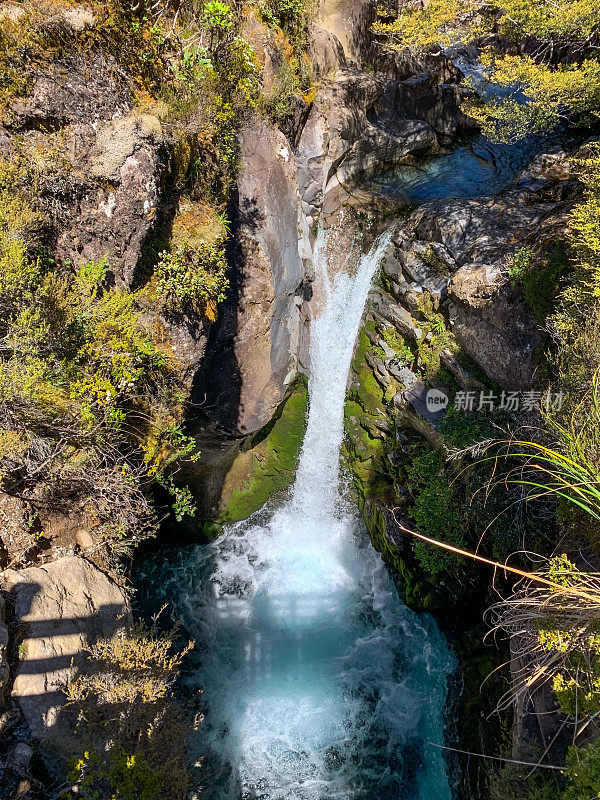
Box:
[149,227,456,799]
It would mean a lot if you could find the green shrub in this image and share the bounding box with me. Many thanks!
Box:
[155,239,229,316]
[63,621,193,800]
[564,739,600,800]
[406,447,465,577]
[507,246,535,288]
[372,0,600,141]
[522,241,570,324]
[415,298,457,378]
[258,0,309,42]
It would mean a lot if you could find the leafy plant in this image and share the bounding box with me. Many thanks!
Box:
[63,621,194,800]
[564,739,600,800]
[507,246,535,289]
[373,0,600,141]
[155,239,229,316]
[406,447,465,577]
[522,241,569,324]
[259,0,309,42]
[203,0,235,31]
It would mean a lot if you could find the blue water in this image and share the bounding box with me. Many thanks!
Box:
[135,230,456,799]
[366,134,543,205]
[368,58,547,205]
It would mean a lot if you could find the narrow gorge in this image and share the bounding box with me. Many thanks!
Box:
[137,228,454,798]
[0,1,599,799]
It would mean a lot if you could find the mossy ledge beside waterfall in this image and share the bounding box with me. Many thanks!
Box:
[136,226,455,799]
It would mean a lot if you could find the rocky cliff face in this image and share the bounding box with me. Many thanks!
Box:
[0,556,128,795]
[193,120,312,436]
[197,52,462,440]
[180,1,475,519]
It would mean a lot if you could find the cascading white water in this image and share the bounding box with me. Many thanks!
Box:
[140,227,455,799]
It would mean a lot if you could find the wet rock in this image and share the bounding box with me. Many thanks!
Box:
[194,118,310,434]
[297,70,439,222]
[369,287,423,340]
[440,349,484,390]
[182,380,309,523]
[216,382,309,522]
[331,118,437,192]
[0,556,129,741]
[392,73,478,143]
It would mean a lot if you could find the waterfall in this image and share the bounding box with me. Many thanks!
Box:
[139,226,455,800]
[292,228,391,519]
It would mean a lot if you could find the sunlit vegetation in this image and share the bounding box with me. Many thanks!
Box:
[399,147,600,796]
[0,0,313,558]
[0,0,270,559]
[154,239,229,317]
[0,157,204,556]
[61,621,193,800]
[373,0,600,140]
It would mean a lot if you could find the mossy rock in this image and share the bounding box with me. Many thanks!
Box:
[171,199,227,249]
[218,379,308,524]
[362,501,437,609]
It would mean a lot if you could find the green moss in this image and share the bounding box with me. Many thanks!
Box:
[522,240,570,324]
[343,325,397,503]
[380,326,414,365]
[350,330,387,413]
[362,501,436,608]
[422,245,453,275]
[218,379,308,524]
[415,299,458,379]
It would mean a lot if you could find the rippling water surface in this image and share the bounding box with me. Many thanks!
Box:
[366,134,543,205]
[136,229,456,799]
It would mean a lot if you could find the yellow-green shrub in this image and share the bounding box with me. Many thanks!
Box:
[373,0,600,140]
[63,621,193,800]
[155,239,229,316]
